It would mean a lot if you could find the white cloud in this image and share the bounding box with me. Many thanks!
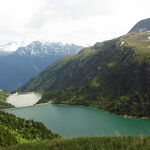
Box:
[0,0,150,46]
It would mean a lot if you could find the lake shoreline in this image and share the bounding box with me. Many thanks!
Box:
[52,103,150,119]
[3,91,150,119]
[2,102,51,111]
[3,101,150,120]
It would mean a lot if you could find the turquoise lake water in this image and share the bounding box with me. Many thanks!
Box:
[5,104,150,137]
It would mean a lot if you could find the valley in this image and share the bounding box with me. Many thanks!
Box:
[0,16,150,150]
[19,32,150,118]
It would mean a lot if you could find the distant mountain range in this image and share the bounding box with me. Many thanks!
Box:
[14,41,82,57]
[0,41,82,91]
[128,18,150,33]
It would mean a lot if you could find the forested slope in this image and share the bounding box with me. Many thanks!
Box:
[0,111,59,146]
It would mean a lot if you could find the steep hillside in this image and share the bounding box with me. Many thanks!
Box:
[0,90,14,109]
[20,32,150,117]
[128,18,150,33]
[0,42,82,91]
[0,111,59,146]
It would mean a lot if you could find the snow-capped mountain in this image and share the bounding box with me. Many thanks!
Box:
[0,41,83,91]
[0,41,28,52]
[15,41,82,57]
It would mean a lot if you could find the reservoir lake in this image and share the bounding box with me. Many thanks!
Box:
[5,93,150,137]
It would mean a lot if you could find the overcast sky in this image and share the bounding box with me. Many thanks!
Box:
[0,0,150,46]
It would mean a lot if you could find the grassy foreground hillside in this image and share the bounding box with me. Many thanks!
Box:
[19,32,150,118]
[0,111,59,146]
[0,90,14,109]
[1,137,150,150]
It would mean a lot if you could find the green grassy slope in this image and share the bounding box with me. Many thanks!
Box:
[19,32,150,117]
[0,111,59,146]
[120,32,150,56]
[1,137,150,150]
[0,90,14,109]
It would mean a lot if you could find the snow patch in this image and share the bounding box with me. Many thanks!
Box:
[120,41,125,47]
[139,28,147,32]
[31,50,36,55]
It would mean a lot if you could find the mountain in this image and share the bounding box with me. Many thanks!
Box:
[20,32,150,117]
[128,18,150,33]
[0,41,27,52]
[0,42,82,91]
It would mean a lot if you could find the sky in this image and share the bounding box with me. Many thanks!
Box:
[0,0,150,46]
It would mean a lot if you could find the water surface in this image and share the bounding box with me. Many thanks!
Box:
[5,104,150,137]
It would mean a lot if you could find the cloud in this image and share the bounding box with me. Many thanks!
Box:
[0,0,150,45]
[26,0,114,30]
